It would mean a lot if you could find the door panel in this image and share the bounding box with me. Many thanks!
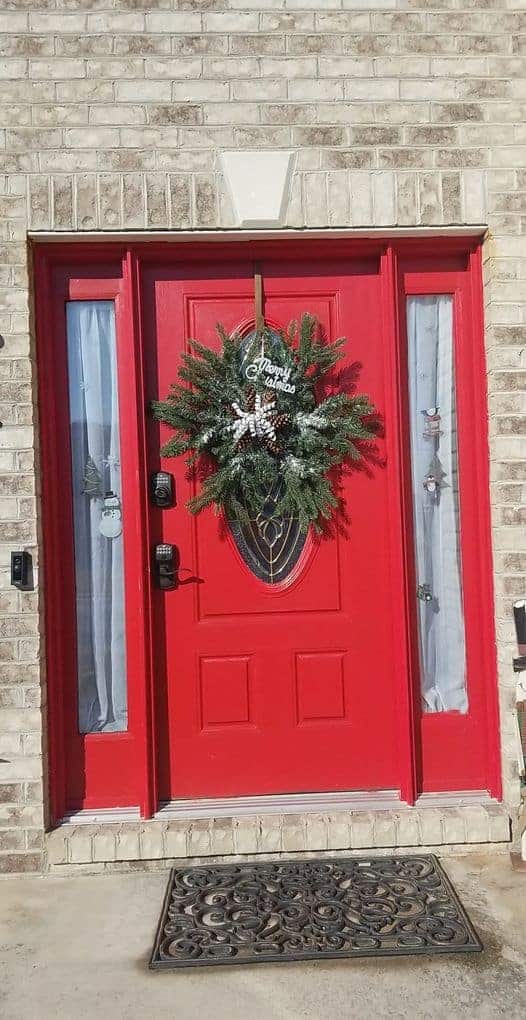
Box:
[145,256,401,800]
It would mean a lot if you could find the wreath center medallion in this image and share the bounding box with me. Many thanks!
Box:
[152,315,376,584]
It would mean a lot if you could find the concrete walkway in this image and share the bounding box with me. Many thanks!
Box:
[0,853,525,1020]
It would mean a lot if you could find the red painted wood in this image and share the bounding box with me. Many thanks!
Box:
[144,253,403,799]
[35,236,501,817]
[399,251,501,798]
[34,253,150,815]
[379,246,419,805]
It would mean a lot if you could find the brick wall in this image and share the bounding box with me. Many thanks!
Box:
[0,0,525,873]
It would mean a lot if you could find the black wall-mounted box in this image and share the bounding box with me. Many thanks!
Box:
[11,550,32,590]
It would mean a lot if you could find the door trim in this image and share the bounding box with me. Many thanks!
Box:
[34,235,501,821]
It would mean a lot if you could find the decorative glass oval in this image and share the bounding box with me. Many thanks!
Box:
[229,478,307,584]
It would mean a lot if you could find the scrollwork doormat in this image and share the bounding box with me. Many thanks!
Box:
[149,855,482,969]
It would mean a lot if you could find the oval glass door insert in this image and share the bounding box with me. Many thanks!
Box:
[229,477,307,584]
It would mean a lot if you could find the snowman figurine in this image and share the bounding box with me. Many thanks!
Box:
[99,490,122,539]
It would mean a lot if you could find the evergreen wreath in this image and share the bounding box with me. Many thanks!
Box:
[152,314,376,531]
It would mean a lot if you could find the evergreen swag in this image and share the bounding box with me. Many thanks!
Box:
[152,314,376,531]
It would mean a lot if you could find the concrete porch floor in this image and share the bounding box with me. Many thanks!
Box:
[1,853,525,1020]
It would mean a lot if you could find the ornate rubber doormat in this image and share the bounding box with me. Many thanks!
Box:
[150,854,482,969]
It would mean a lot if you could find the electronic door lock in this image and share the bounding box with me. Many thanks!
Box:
[154,543,178,590]
[151,471,174,509]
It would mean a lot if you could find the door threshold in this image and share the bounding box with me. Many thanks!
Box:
[155,789,402,820]
[59,806,141,825]
[57,790,498,826]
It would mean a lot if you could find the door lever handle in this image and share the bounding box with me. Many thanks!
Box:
[153,543,178,590]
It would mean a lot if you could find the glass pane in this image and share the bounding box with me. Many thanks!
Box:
[229,479,307,584]
[406,296,467,714]
[66,301,127,733]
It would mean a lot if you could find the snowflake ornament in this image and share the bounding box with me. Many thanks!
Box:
[230,392,277,443]
[229,388,289,453]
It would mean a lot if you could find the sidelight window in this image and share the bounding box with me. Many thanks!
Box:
[66,300,128,733]
[407,295,467,714]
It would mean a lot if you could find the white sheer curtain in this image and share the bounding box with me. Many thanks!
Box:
[66,301,127,733]
[407,296,467,713]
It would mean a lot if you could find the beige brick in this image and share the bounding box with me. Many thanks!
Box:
[145,13,202,33]
[65,127,120,150]
[145,173,168,228]
[372,170,396,224]
[116,827,140,861]
[211,12,262,31]
[462,169,487,223]
[282,814,306,852]
[327,814,351,849]
[0,14,29,33]
[69,826,97,864]
[87,13,145,34]
[442,811,467,845]
[396,812,421,847]
[303,172,328,227]
[139,824,164,860]
[45,830,68,866]
[258,814,282,853]
[233,817,259,854]
[328,170,350,226]
[173,80,229,101]
[75,174,98,231]
[28,176,50,231]
[187,820,211,855]
[305,813,328,851]
[146,58,202,80]
[210,819,235,855]
[350,170,373,225]
[57,81,113,103]
[374,812,397,848]
[168,174,191,230]
[92,827,118,863]
[463,806,491,844]
[56,36,113,59]
[205,102,259,125]
[193,173,218,227]
[289,79,343,102]
[52,176,74,230]
[98,174,122,230]
[90,105,146,127]
[164,821,188,858]
[418,809,444,846]
[30,13,87,34]
[487,805,512,842]
[115,81,171,103]
[350,812,375,849]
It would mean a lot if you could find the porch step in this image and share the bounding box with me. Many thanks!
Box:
[45,802,511,869]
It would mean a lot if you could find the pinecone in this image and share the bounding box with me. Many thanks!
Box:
[272,412,291,429]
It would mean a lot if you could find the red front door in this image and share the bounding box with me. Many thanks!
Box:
[145,253,402,800]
